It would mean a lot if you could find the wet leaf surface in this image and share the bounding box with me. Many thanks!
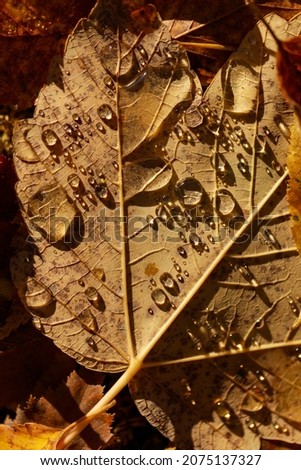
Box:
[7,1,301,450]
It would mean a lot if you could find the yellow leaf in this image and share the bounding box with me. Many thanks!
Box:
[287,117,301,255]
[0,423,62,450]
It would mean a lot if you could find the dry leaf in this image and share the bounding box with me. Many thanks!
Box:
[287,119,301,255]
[0,423,61,450]
[14,371,114,450]
[10,0,301,449]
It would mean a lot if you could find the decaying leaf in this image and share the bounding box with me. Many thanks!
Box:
[287,119,301,255]
[10,0,301,449]
[13,371,114,450]
[0,422,61,450]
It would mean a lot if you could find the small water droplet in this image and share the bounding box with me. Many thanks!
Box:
[83,113,91,124]
[234,125,244,138]
[150,278,156,287]
[174,124,185,140]
[98,104,113,121]
[263,126,270,136]
[189,233,202,251]
[65,103,71,110]
[214,400,234,423]
[78,279,85,287]
[151,288,171,311]
[79,165,86,175]
[210,153,228,178]
[265,167,273,177]
[136,43,148,60]
[175,177,203,208]
[160,272,179,295]
[112,161,119,170]
[86,337,97,351]
[93,268,105,282]
[238,264,258,287]
[255,318,265,329]
[177,274,184,283]
[103,75,116,91]
[67,174,82,191]
[72,113,82,124]
[148,308,154,315]
[262,228,281,249]
[155,205,169,224]
[177,246,187,258]
[39,110,45,117]
[207,234,215,244]
[183,270,189,277]
[85,287,104,310]
[174,263,181,273]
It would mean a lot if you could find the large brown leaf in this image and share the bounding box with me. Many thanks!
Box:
[10,1,301,449]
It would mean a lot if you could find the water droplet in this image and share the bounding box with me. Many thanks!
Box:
[177,274,184,283]
[255,318,265,329]
[183,270,189,277]
[265,167,273,177]
[184,104,203,128]
[228,332,244,350]
[135,44,148,60]
[146,215,158,231]
[67,174,83,191]
[234,125,244,138]
[151,288,171,311]
[78,279,85,287]
[214,400,234,423]
[39,110,45,117]
[85,287,104,310]
[72,113,82,124]
[175,177,203,208]
[93,268,105,282]
[83,113,91,124]
[170,206,187,227]
[271,160,282,174]
[25,278,53,310]
[210,153,228,178]
[174,263,181,273]
[208,234,215,244]
[246,418,257,432]
[86,337,97,351]
[112,161,119,170]
[28,183,78,243]
[274,114,291,140]
[262,228,281,249]
[174,124,185,140]
[189,233,202,251]
[238,264,258,287]
[155,205,170,224]
[98,104,113,121]
[160,272,179,295]
[150,278,156,287]
[103,75,115,91]
[216,189,237,219]
[95,182,109,199]
[42,129,60,149]
[177,246,187,258]
[65,103,71,110]
[148,308,154,315]
[263,126,270,136]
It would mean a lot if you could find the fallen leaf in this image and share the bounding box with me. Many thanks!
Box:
[14,370,114,450]
[287,118,301,255]
[0,422,61,449]
[10,1,301,450]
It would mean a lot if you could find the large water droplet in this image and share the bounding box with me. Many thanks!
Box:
[25,278,53,311]
[216,189,237,219]
[28,183,79,243]
[98,104,113,120]
[177,246,187,258]
[274,114,291,140]
[85,287,104,310]
[175,177,203,208]
[151,288,171,311]
[189,233,202,252]
[184,103,203,128]
[42,129,60,150]
[159,272,179,295]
